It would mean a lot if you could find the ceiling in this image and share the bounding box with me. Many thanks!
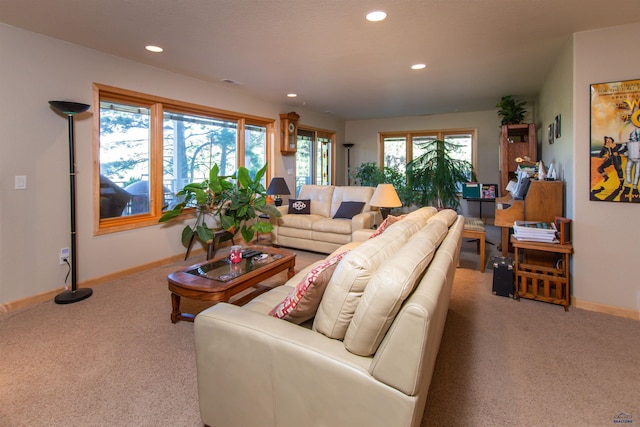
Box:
[2,0,640,120]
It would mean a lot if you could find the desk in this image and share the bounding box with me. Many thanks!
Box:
[511,237,573,311]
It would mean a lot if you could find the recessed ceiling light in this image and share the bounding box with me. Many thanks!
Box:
[411,63,426,70]
[287,93,297,98]
[145,45,163,53]
[366,10,387,22]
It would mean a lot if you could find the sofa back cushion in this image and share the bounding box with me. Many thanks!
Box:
[330,186,375,218]
[427,208,458,227]
[313,213,429,339]
[298,185,335,218]
[343,219,449,356]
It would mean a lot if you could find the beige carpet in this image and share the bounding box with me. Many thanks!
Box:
[1,242,638,426]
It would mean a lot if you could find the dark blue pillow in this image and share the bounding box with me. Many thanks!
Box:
[333,201,365,219]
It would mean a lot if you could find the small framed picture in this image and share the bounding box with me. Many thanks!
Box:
[548,124,555,144]
[554,114,561,138]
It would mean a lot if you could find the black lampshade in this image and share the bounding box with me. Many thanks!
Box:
[49,100,90,115]
[266,177,291,206]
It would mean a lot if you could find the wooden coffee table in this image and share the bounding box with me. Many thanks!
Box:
[167,245,296,323]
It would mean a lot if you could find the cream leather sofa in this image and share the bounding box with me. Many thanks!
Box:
[194,207,464,427]
[271,185,382,254]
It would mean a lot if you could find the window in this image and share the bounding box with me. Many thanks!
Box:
[95,84,273,233]
[381,129,477,178]
[295,129,335,196]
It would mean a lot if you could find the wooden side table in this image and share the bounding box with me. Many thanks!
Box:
[511,237,573,311]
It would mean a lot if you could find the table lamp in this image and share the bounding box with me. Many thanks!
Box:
[266,177,291,206]
[369,184,402,219]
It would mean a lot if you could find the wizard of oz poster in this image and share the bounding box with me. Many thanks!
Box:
[590,79,640,202]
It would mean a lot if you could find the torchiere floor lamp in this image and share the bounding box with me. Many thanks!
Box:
[49,100,93,304]
[343,143,354,185]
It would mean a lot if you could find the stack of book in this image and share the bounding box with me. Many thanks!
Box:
[513,220,559,243]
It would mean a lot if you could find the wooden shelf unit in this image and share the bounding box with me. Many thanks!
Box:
[511,237,573,311]
[499,124,537,194]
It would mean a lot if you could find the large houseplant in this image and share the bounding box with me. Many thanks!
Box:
[496,95,527,125]
[406,139,474,210]
[353,161,413,207]
[219,164,281,243]
[159,163,281,251]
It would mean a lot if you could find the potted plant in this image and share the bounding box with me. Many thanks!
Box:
[219,164,281,243]
[496,95,527,125]
[354,161,414,207]
[406,139,474,210]
[159,163,232,252]
[159,163,281,253]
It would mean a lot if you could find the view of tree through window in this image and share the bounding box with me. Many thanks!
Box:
[162,112,239,212]
[96,85,271,232]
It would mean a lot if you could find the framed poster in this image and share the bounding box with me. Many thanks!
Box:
[590,78,640,203]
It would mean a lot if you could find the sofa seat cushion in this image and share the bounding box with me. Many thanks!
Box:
[312,218,352,234]
[313,225,412,340]
[278,213,325,230]
[343,219,449,356]
[269,251,349,324]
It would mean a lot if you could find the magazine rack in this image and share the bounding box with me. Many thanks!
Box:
[510,237,573,310]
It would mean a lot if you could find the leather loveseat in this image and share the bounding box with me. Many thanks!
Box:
[194,207,464,427]
[270,184,382,254]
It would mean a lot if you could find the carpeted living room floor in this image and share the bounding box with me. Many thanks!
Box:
[1,226,638,426]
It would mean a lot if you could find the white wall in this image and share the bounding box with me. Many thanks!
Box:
[345,110,503,218]
[572,22,640,314]
[0,23,343,306]
[537,39,575,219]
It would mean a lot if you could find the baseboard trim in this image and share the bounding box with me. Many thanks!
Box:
[0,250,204,315]
[572,297,640,320]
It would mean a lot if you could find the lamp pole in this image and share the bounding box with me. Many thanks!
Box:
[343,143,354,185]
[49,101,93,304]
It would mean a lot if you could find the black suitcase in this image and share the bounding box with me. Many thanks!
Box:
[492,256,515,298]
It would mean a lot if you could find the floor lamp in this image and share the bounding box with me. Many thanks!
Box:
[343,143,354,185]
[49,100,93,304]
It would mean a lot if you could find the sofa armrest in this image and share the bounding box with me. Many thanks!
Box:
[351,210,380,231]
[195,303,415,426]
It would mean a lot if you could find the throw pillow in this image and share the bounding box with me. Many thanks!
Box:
[288,199,311,214]
[368,214,407,239]
[269,251,350,324]
[333,201,365,219]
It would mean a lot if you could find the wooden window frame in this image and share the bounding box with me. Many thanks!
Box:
[93,83,275,235]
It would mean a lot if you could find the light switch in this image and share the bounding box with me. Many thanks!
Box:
[287,169,293,176]
[15,175,27,190]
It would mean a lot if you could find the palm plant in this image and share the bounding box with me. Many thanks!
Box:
[406,139,474,210]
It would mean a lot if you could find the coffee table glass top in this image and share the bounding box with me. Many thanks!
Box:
[186,251,286,282]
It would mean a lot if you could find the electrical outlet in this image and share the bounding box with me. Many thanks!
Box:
[59,247,70,265]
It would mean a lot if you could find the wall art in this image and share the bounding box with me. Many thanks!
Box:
[590,78,640,202]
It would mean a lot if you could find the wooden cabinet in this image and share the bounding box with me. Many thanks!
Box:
[499,124,537,194]
[280,112,299,154]
[511,237,573,311]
